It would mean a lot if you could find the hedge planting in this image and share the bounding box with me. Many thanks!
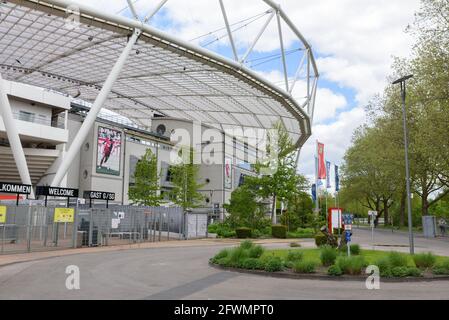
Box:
[235,227,252,239]
[271,225,287,239]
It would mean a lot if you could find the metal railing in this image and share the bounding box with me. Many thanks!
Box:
[0,204,193,255]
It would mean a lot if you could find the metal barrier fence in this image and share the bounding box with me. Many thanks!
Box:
[0,204,185,255]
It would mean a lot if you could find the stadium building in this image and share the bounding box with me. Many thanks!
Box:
[0,0,318,214]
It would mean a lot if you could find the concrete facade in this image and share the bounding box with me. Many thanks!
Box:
[1,81,262,212]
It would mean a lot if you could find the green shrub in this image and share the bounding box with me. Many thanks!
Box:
[315,234,328,247]
[432,267,449,275]
[271,225,287,239]
[290,242,301,248]
[413,252,437,269]
[328,264,343,276]
[240,258,265,270]
[320,245,337,267]
[209,223,235,238]
[248,245,265,259]
[240,240,254,250]
[388,252,409,268]
[229,247,249,264]
[375,257,393,277]
[350,244,361,255]
[287,228,316,239]
[212,249,230,263]
[236,228,252,239]
[337,256,366,275]
[287,250,304,262]
[293,260,317,274]
[264,257,283,272]
[252,229,262,239]
[221,230,236,238]
[391,267,422,278]
[338,244,348,253]
[297,227,316,235]
[432,259,449,275]
[216,257,233,267]
[208,223,219,234]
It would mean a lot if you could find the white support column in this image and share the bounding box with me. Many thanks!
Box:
[240,10,275,63]
[126,0,140,20]
[219,0,239,62]
[307,49,311,99]
[276,10,289,93]
[310,76,318,120]
[0,74,34,197]
[51,29,141,187]
[144,0,169,23]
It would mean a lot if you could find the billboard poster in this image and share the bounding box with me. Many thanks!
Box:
[97,126,122,176]
[224,157,233,189]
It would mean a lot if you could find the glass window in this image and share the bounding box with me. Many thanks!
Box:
[19,110,35,123]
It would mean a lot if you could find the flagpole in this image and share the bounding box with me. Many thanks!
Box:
[315,140,319,215]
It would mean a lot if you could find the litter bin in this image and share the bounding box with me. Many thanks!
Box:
[422,216,437,238]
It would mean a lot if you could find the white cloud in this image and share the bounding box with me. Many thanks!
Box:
[298,106,367,183]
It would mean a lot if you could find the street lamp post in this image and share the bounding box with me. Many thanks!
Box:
[392,74,415,255]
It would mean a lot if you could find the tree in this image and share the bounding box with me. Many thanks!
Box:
[224,186,268,230]
[170,148,204,210]
[128,149,161,207]
[339,0,449,224]
[246,122,309,224]
[341,122,403,225]
[281,191,314,231]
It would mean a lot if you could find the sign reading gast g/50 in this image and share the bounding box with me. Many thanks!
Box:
[83,191,115,201]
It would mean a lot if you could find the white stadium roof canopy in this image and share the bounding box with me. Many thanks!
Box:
[0,0,319,187]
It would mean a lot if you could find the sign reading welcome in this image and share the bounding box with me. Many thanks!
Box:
[36,186,79,198]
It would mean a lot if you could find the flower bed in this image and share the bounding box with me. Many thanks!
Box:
[210,241,449,281]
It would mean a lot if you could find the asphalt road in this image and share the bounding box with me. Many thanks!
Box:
[0,228,448,300]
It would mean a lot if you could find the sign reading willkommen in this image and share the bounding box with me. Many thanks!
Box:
[0,182,32,195]
[54,208,75,223]
[0,206,7,223]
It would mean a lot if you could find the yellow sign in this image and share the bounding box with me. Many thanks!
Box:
[0,206,6,224]
[54,208,75,223]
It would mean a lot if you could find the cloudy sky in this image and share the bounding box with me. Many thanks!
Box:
[74,0,421,188]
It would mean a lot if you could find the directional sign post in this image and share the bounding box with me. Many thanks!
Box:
[368,211,378,248]
[83,191,116,208]
[36,186,79,207]
[343,214,354,257]
[0,182,32,205]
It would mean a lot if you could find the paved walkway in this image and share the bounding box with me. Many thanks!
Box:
[0,238,297,268]
[0,228,448,300]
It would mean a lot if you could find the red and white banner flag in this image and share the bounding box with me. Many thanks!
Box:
[317,142,326,179]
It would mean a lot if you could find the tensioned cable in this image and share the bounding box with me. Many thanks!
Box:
[248,48,303,68]
[189,10,271,42]
[201,12,271,48]
[116,0,141,15]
